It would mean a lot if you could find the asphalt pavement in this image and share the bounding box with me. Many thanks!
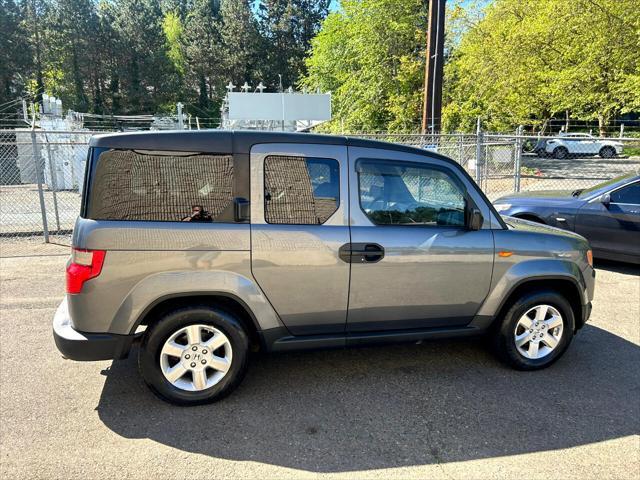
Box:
[1,254,638,479]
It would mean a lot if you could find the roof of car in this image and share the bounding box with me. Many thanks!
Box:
[88,129,453,162]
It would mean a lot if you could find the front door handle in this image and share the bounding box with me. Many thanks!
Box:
[339,243,385,263]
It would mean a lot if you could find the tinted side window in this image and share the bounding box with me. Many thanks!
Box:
[358,159,466,227]
[610,182,640,205]
[87,149,234,222]
[264,155,339,224]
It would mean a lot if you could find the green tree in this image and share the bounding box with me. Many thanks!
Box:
[219,0,262,85]
[24,0,50,106]
[182,0,222,114]
[110,0,179,113]
[258,0,330,90]
[0,0,32,107]
[163,11,186,75]
[302,0,427,133]
[4,0,330,118]
[443,0,640,133]
[47,0,99,112]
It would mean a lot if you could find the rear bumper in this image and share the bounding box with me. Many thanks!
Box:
[53,299,135,361]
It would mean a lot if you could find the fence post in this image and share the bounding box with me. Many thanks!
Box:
[30,128,49,243]
[176,102,184,129]
[44,133,61,232]
[475,117,484,187]
[514,125,523,193]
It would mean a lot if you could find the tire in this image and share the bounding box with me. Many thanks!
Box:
[138,305,249,406]
[599,146,616,158]
[492,290,575,370]
[553,146,569,159]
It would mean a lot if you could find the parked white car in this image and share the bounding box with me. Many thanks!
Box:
[545,133,623,159]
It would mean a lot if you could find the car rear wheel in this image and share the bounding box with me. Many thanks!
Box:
[553,146,569,159]
[599,146,616,158]
[138,305,249,405]
[492,290,574,370]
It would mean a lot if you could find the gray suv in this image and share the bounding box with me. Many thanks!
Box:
[53,131,595,405]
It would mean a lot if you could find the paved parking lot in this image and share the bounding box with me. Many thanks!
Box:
[1,254,638,479]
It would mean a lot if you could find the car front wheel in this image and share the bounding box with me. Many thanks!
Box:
[492,290,574,370]
[138,305,249,405]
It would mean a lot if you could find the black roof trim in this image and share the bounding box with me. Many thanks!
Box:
[89,129,455,162]
[89,130,235,153]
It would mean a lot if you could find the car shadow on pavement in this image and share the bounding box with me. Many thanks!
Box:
[96,325,639,473]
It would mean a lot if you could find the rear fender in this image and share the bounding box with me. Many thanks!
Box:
[109,270,283,334]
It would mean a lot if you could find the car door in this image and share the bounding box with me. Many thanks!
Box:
[575,180,640,259]
[345,146,495,333]
[578,134,597,154]
[250,143,351,335]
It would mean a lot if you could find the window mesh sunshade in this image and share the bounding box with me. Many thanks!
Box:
[88,150,234,221]
[264,155,337,224]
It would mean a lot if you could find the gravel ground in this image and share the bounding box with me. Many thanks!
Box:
[0,255,638,479]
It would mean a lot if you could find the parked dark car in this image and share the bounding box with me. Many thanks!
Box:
[494,172,640,264]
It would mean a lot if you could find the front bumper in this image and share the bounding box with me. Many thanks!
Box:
[575,263,595,331]
[580,301,592,328]
[53,299,135,361]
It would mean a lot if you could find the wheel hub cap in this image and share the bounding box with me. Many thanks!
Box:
[160,324,232,392]
[514,305,563,360]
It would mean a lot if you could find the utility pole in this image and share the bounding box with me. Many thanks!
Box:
[422,0,446,134]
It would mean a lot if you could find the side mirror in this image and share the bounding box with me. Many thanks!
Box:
[233,197,250,222]
[468,208,483,231]
[600,193,611,208]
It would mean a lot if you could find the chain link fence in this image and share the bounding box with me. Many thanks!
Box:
[0,129,92,257]
[1,129,639,257]
[480,133,640,200]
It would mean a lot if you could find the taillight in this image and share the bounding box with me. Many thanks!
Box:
[66,248,106,294]
[586,249,593,268]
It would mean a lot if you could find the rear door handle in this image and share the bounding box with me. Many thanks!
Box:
[339,243,385,263]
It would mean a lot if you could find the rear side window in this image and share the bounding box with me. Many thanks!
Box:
[87,149,234,222]
[264,155,339,224]
[357,159,466,227]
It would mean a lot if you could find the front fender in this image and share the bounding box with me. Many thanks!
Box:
[477,258,588,319]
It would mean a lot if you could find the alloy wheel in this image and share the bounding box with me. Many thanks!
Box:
[159,324,232,391]
[514,304,564,360]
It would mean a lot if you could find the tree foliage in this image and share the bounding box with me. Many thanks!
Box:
[0,0,330,117]
[0,0,32,105]
[443,0,640,133]
[302,0,428,133]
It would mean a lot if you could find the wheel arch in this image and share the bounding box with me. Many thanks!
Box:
[490,277,583,332]
[132,292,265,351]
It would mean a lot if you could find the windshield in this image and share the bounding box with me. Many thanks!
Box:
[577,172,639,198]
